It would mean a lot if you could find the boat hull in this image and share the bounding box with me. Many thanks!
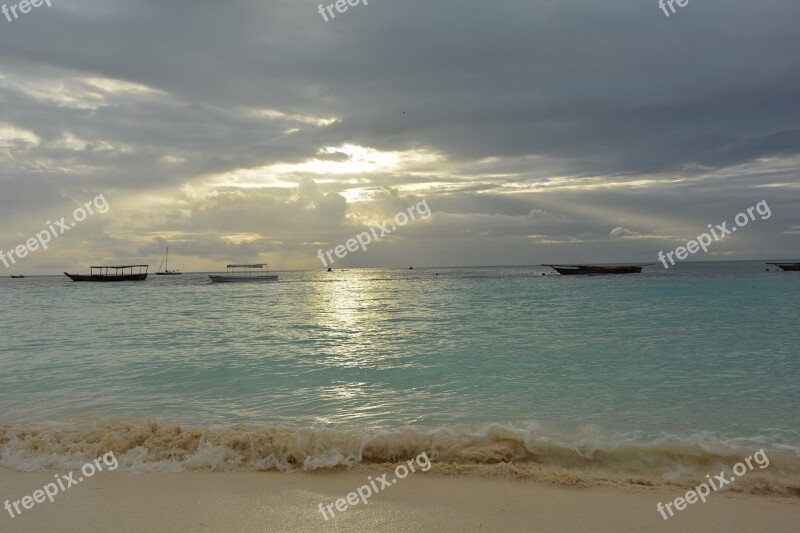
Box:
[208,275,279,283]
[64,272,148,282]
[770,263,800,272]
[551,265,643,275]
[156,272,182,275]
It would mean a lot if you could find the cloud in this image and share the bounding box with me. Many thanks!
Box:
[0,1,798,272]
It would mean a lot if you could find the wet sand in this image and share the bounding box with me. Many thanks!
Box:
[1,467,798,532]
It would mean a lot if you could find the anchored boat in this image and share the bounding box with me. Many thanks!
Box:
[766,262,800,272]
[543,264,653,275]
[64,265,149,282]
[208,264,278,283]
[156,247,181,275]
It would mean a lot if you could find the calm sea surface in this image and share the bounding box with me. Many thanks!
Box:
[1,262,798,485]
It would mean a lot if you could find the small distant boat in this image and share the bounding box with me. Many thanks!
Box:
[766,262,800,272]
[208,264,278,283]
[10,275,25,279]
[543,264,653,275]
[64,265,149,282]
[156,247,181,275]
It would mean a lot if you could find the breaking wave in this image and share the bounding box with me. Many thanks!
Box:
[1,419,798,496]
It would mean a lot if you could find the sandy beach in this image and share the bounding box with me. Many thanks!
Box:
[1,467,797,532]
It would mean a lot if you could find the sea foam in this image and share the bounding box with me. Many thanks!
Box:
[1,419,798,496]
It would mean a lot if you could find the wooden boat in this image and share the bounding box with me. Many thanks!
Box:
[766,262,800,272]
[208,264,278,283]
[543,264,653,275]
[156,247,181,275]
[64,265,149,282]
[10,275,25,278]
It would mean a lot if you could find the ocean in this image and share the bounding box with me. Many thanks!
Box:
[1,262,798,493]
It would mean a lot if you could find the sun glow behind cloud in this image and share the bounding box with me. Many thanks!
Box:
[273,144,442,176]
[208,144,444,189]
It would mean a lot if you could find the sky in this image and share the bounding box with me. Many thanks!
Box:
[0,0,798,274]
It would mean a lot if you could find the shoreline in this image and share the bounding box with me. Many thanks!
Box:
[2,419,798,497]
[1,467,798,532]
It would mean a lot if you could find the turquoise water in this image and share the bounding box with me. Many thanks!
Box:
[1,262,799,487]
